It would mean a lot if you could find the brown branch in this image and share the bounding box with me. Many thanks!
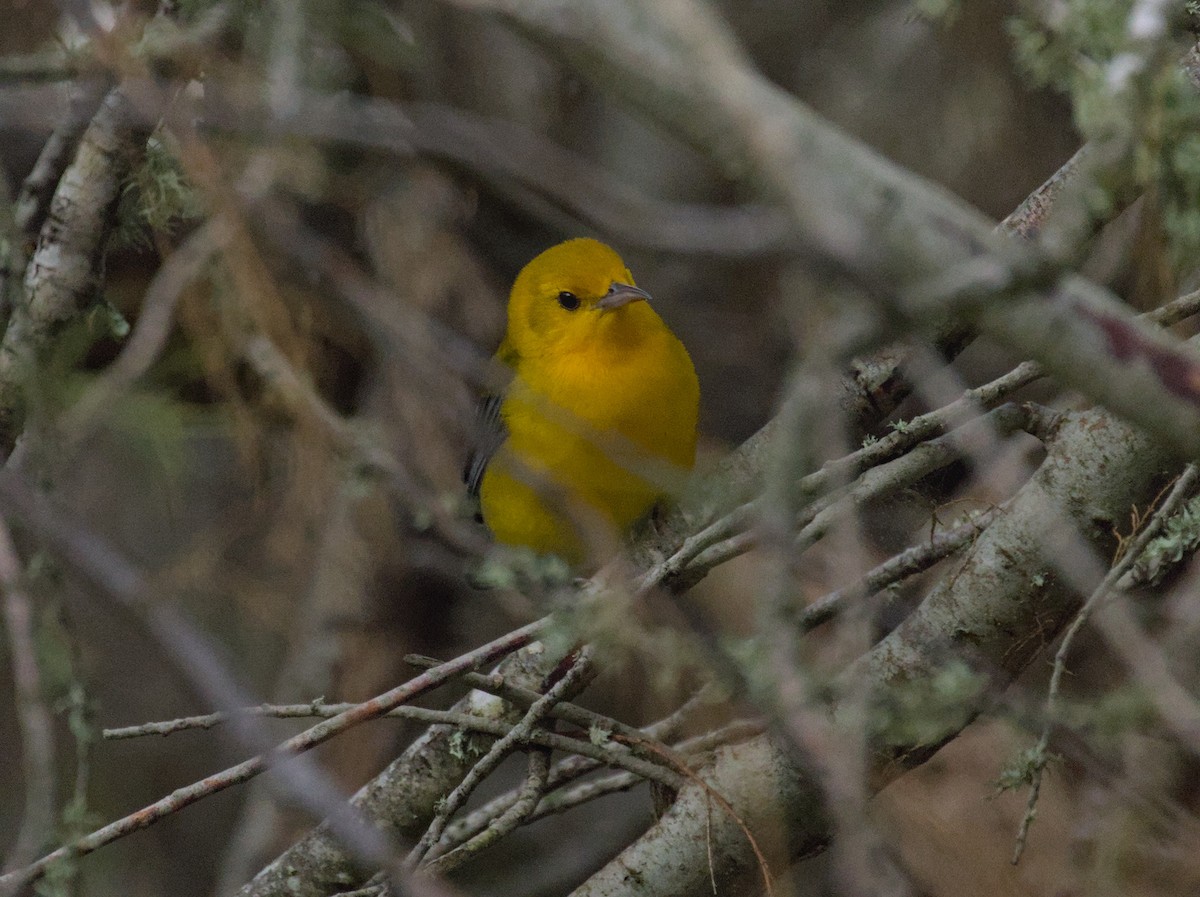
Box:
[101,700,541,740]
[406,647,597,869]
[653,401,1035,587]
[640,281,1200,598]
[103,696,685,787]
[476,720,766,838]
[236,621,694,897]
[422,739,551,875]
[403,655,727,768]
[999,147,1088,238]
[428,691,739,857]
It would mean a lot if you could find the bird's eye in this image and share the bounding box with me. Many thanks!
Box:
[557,291,581,311]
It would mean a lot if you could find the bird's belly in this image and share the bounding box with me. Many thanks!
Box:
[480,373,695,559]
[503,400,670,524]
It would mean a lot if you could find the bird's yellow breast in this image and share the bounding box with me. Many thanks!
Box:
[479,301,698,562]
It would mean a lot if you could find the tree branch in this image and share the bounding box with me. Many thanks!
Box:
[571,406,1172,896]
[0,85,144,452]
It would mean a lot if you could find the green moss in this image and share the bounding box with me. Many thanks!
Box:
[114,131,203,249]
[469,546,573,592]
[872,661,987,748]
[994,742,1058,793]
[1132,492,1200,584]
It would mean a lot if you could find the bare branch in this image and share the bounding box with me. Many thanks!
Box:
[424,748,551,876]
[406,648,597,869]
[797,508,1000,634]
[428,691,742,858]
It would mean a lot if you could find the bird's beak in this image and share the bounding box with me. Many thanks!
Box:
[594,282,651,312]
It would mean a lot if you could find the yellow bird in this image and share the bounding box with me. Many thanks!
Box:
[466,238,699,563]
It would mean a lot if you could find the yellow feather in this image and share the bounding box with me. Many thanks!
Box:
[477,238,699,562]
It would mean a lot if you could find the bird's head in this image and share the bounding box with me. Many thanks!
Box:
[505,238,657,358]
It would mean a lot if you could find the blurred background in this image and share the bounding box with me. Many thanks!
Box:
[2,0,1183,895]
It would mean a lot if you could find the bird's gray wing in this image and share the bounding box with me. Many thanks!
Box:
[464,392,506,502]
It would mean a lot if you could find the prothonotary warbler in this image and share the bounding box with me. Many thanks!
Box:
[466,238,699,563]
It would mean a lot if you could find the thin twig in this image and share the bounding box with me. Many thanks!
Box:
[332,881,387,897]
[424,748,551,875]
[1146,285,1200,326]
[428,690,736,856]
[643,365,1044,591]
[101,692,695,868]
[0,620,545,893]
[403,654,719,765]
[525,770,644,819]
[103,700,694,768]
[1012,463,1200,864]
[686,403,1033,578]
[998,145,1091,241]
[102,699,536,739]
[641,282,1200,598]
[406,647,598,869]
[427,718,762,869]
[49,590,96,897]
[107,664,713,754]
[798,508,1001,633]
[422,719,691,853]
